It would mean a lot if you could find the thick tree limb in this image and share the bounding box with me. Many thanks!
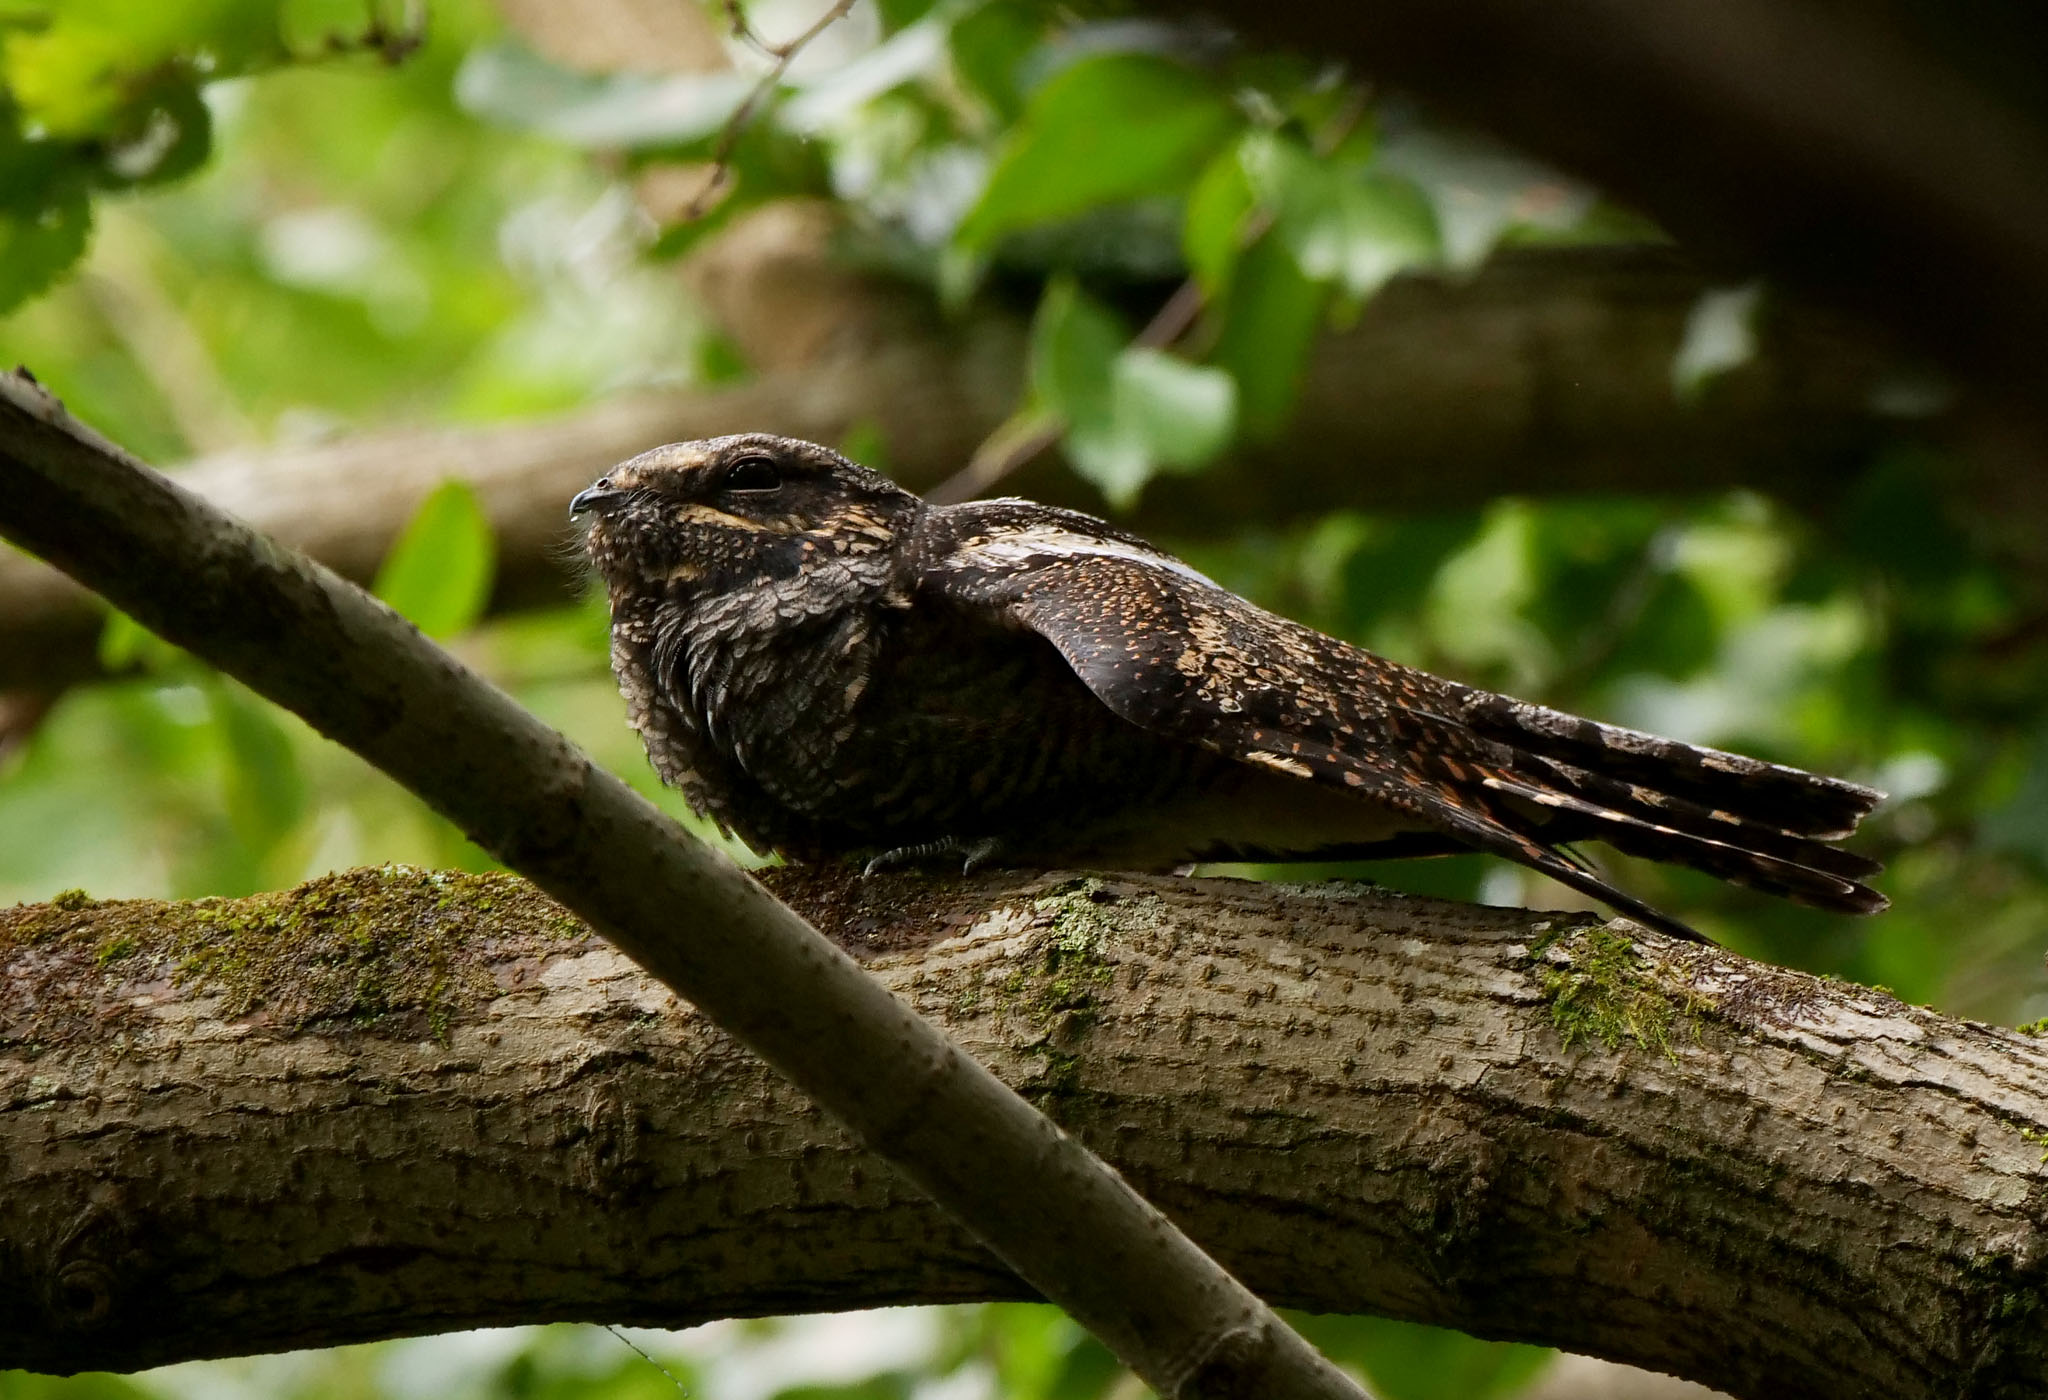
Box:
[0,371,1362,1400]
[0,244,1903,691]
[5,865,2046,1400]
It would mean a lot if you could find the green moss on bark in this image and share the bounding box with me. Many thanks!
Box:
[1,865,591,1054]
[1532,922,1702,1060]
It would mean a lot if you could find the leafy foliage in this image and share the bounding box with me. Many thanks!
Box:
[3,0,2047,1396]
[0,0,425,312]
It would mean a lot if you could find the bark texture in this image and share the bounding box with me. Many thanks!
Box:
[6,865,2047,1400]
[0,241,1905,691]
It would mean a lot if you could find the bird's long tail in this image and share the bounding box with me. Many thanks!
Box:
[1446,687,1888,921]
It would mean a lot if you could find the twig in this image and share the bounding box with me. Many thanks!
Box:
[928,85,1370,505]
[604,1328,690,1395]
[924,282,1210,506]
[321,0,427,64]
[687,0,859,218]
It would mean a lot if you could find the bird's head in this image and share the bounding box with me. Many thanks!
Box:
[573,433,921,598]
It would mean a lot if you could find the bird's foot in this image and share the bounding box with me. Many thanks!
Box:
[863,836,1005,877]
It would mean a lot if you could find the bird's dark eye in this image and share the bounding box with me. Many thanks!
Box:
[723,455,783,493]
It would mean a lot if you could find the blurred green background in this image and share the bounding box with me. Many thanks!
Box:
[2,0,2040,1395]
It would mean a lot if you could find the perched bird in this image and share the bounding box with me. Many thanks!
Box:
[574,433,1886,942]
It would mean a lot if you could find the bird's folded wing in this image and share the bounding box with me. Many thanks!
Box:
[928,515,1885,941]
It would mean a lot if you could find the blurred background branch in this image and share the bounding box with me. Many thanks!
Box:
[0,236,1909,691]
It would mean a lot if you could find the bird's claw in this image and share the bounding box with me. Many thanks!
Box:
[862,836,1003,877]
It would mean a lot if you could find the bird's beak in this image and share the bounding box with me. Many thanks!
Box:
[569,484,622,519]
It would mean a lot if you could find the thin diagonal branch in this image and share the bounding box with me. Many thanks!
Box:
[686,0,858,216]
[0,369,1362,1400]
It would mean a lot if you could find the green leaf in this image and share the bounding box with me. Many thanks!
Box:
[838,419,892,472]
[97,607,185,673]
[876,0,941,29]
[1182,140,1256,297]
[3,0,292,136]
[93,74,213,189]
[1243,132,1439,300]
[948,0,1045,120]
[0,176,90,314]
[1105,346,1234,465]
[1030,277,1235,507]
[1029,274,1123,437]
[1672,282,1763,399]
[1209,233,1326,438]
[373,479,498,639]
[955,52,1237,250]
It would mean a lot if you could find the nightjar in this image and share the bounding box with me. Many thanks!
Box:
[574,433,1886,942]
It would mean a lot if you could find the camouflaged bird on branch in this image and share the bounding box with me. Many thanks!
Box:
[574,433,1886,943]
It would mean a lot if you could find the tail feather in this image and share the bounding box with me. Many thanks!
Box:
[1478,771,1889,917]
[1376,685,1890,925]
[1450,688,1883,840]
[1504,750,1885,882]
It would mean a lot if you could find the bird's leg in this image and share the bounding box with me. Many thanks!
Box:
[957,836,1003,875]
[863,835,1005,877]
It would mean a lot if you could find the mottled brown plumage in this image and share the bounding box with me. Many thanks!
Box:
[575,433,1887,942]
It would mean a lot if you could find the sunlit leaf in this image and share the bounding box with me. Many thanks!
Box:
[1099,345,1233,469]
[1243,132,1439,301]
[1030,277,1235,507]
[1672,282,1763,399]
[455,40,753,149]
[1376,126,1594,270]
[97,607,186,673]
[373,478,498,640]
[3,0,295,135]
[1029,274,1122,439]
[1209,233,1326,438]
[955,52,1236,249]
[1182,140,1256,296]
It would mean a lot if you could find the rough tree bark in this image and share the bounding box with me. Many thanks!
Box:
[6,865,2046,1400]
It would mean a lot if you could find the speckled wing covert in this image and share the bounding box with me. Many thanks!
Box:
[925,502,1887,942]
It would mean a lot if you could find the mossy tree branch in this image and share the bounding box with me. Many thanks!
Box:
[6,866,2047,1400]
[0,370,1362,1400]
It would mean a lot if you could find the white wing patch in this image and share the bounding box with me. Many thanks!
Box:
[951,521,1220,586]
